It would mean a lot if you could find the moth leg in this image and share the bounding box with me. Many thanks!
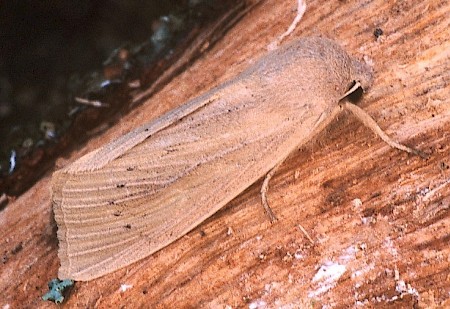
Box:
[343,102,428,159]
[261,161,284,222]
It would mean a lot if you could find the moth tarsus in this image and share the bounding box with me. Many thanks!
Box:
[342,102,428,159]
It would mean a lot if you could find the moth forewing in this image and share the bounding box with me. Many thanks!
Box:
[53,37,375,280]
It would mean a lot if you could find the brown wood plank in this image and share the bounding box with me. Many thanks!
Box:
[1,0,449,307]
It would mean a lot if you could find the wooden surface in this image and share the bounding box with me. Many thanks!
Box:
[1,0,449,307]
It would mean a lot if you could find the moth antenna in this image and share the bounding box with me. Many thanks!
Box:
[267,0,307,50]
[340,81,362,101]
[343,102,429,159]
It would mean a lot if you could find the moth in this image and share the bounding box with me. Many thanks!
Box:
[52,36,423,281]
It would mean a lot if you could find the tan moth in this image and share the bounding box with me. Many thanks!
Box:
[52,36,423,281]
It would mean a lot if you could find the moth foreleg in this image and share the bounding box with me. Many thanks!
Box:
[343,102,428,159]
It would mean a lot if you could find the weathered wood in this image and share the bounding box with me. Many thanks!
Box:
[1,0,449,307]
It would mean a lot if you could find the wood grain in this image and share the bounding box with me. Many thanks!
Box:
[1,0,448,307]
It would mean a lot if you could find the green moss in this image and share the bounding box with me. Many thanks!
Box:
[42,278,74,304]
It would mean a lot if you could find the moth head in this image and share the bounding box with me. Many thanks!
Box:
[351,58,374,92]
[341,58,374,102]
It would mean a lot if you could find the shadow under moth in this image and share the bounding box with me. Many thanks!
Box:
[51,36,424,281]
